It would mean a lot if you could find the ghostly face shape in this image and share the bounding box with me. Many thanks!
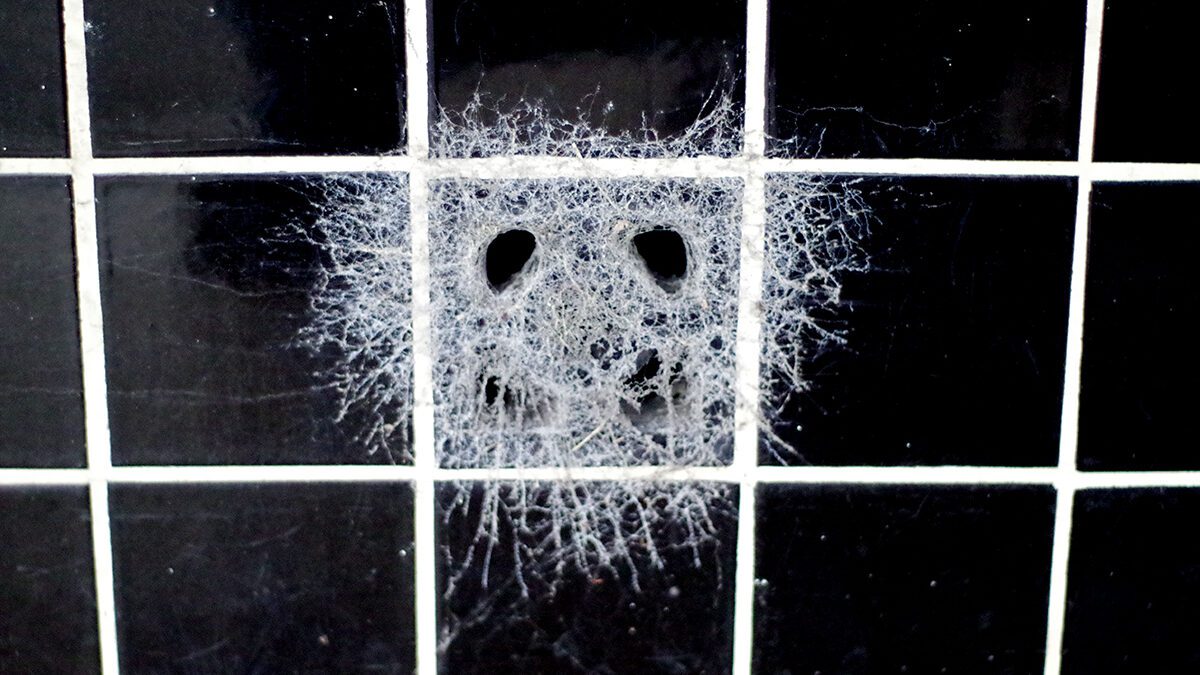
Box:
[430,179,741,469]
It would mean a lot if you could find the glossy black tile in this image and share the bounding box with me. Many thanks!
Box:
[437,482,737,674]
[0,0,67,157]
[754,484,1056,675]
[762,177,1075,467]
[85,0,405,157]
[430,0,745,156]
[96,175,410,465]
[0,486,99,674]
[0,177,85,468]
[767,0,1086,159]
[110,482,415,674]
[1094,0,1200,162]
[1078,184,1199,470]
[1063,489,1200,674]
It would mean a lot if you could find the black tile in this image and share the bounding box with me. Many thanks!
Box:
[0,486,99,674]
[1094,1,1200,162]
[0,0,67,157]
[762,177,1076,467]
[110,482,415,673]
[767,0,1086,159]
[1063,489,1200,674]
[96,175,410,465]
[1078,184,1198,470]
[754,484,1056,675]
[0,177,85,467]
[437,481,737,674]
[85,0,405,157]
[430,0,745,156]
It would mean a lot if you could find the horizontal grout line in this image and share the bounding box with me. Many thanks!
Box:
[4,155,1200,180]
[5,465,1200,488]
[0,468,90,485]
[753,465,1060,484]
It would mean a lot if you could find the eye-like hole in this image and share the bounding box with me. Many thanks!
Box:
[632,229,688,293]
[485,229,537,292]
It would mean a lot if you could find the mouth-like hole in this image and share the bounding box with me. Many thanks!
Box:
[632,229,688,293]
[478,374,553,425]
[621,349,688,429]
[485,229,537,292]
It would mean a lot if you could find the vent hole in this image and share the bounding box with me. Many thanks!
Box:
[485,229,537,292]
[632,229,688,293]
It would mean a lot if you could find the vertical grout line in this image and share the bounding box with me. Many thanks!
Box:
[404,1,437,674]
[60,0,120,672]
[732,0,770,672]
[1043,1,1105,673]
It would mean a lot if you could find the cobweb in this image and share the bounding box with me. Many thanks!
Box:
[298,88,870,668]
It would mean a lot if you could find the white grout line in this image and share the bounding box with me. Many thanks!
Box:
[403,0,438,673]
[1043,0,1107,672]
[0,469,91,485]
[0,157,73,174]
[7,154,1200,181]
[60,0,120,672]
[7,464,1200,488]
[731,0,770,671]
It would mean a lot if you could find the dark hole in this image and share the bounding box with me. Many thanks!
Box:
[632,229,688,292]
[621,349,687,427]
[485,229,537,292]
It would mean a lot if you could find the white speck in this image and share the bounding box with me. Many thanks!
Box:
[667,586,681,598]
[206,7,216,17]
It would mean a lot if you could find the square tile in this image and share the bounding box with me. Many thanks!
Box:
[1094,0,1200,162]
[85,0,405,157]
[754,484,1056,674]
[0,486,98,673]
[1078,184,1199,470]
[1063,489,1200,674]
[96,175,411,465]
[767,0,1087,159]
[430,0,745,157]
[437,481,736,674]
[761,176,1076,466]
[110,482,415,673]
[429,179,740,469]
[0,177,85,467]
[0,0,67,157]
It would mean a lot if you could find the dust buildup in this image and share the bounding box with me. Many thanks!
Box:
[432,90,742,158]
[430,178,740,470]
[300,98,869,662]
[300,174,413,461]
[759,174,872,462]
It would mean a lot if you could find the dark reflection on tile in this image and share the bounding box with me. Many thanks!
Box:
[1063,489,1200,674]
[0,0,67,157]
[437,482,737,674]
[0,178,85,467]
[85,0,405,157]
[96,175,409,465]
[430,0,745,156]
[763,177,1075,467]
[767,0,1086,159]
[1094,1,1200,162]
[754,484,1055,675]
[1078,184,1198,470]
[110,482,415,674]
[0,486,99,674]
